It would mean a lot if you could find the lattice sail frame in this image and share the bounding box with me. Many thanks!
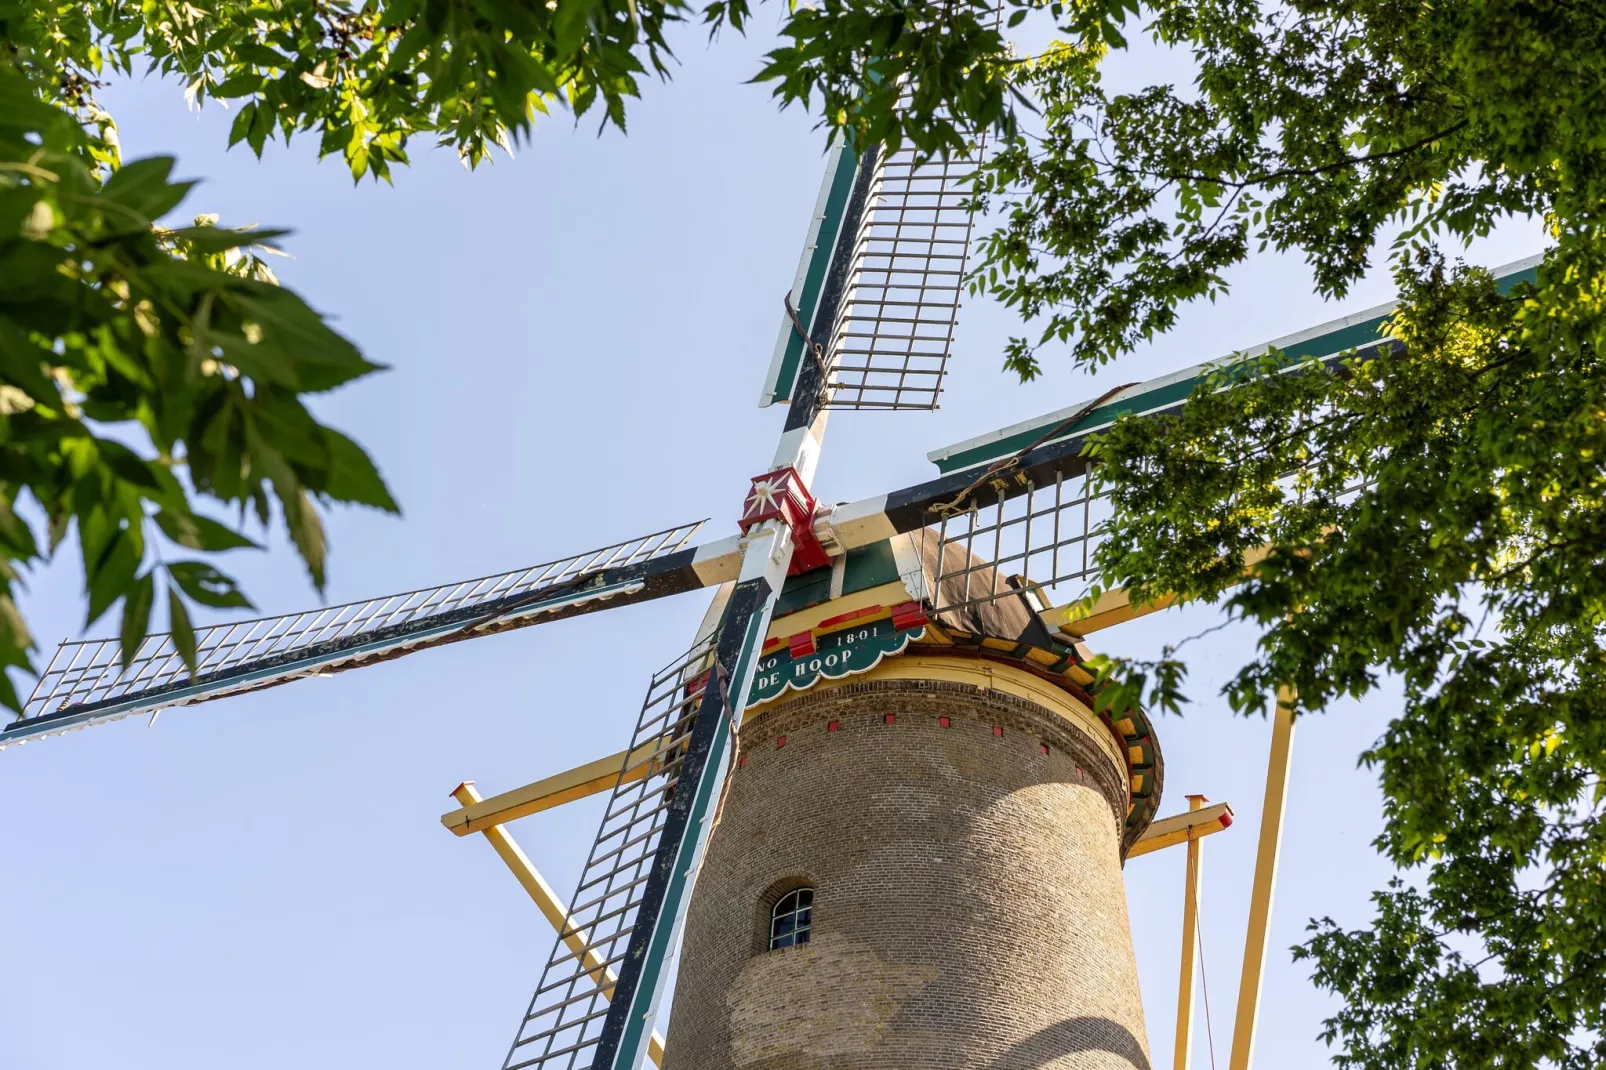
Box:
[503,638,721,1070]
[916,454,1366,618]
[7,521,705,745]
[920,468,1112,616]
[823,136,985,410]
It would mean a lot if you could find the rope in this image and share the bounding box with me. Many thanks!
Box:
[929,380,1136,518]
[783,292,829,375]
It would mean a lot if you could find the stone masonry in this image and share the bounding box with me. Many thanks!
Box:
[661,666,1153,1070]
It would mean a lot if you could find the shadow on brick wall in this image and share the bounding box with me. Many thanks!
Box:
[988,1016,1153,1070]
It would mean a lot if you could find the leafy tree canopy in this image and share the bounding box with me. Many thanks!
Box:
[4,0,1603,1064]
[963,3,1605,1067]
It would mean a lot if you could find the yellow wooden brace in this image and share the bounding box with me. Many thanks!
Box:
[449,782,666,1067]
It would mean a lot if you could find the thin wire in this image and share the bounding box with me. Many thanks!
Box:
[1195,862,1220,1070]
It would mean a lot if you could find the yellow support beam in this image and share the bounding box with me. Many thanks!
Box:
[1228,687,1297,1070]
[1040,544,1275,639]
[440,744,657,836]
[1173,794,1209,1070]
[1044,585,1179,638]
[450,782,666,1067]
[1127,800,1234,859]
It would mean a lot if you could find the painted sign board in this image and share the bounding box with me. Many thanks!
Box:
[747,617,924,707]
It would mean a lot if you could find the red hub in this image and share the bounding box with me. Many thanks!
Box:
[740,466,833,575]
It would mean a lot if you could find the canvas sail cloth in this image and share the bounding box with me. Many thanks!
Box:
[916,534,1058,646]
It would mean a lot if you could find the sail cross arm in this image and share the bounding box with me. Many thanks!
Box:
[926,251,1544,476]
[0,521,743,750]
[817,326,1405,620]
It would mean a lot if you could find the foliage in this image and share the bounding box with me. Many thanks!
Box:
[959,2,1606,1066]
[4,0,1603,1060]
[5,0,1036,182]
[0,64,395,708]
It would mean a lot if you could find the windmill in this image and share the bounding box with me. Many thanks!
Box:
[0,104,1544,1068]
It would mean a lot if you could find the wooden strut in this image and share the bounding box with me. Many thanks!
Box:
[1227,686,1297,1070]
[448,782,667,1068]
[1173,794,1209,1070]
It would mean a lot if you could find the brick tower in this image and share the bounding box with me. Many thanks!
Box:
[661,540,1162,1070]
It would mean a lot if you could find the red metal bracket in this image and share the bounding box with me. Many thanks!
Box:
[741,466,833,575]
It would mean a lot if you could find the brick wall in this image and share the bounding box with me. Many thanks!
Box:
[661,671,1152,1070]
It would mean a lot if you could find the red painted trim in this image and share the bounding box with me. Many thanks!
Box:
[787,631,817,658]
[1218,812,1234,829]
[817,604,884,630]
[890,600,927,630]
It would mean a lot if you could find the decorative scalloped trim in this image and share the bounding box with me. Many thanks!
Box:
[747,626,925,708]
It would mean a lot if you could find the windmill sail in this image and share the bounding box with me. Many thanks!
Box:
[501,639,713,1070]
[501,577,776,1070]
[1,521,717,749]
[823,135,986,410]
[760,118,988,413]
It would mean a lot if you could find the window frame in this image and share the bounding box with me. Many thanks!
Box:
[767,886,814,951]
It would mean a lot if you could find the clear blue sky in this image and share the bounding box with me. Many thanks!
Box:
[0,16,1540,1070]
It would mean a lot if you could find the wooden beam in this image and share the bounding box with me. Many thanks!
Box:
[450,782,666,1067]
[1043,586,1178,638]
[1040,544,1275,639]
[1127,800,1235,859]
[1173,794,1209,1070]
[440,744,656,836]
[1228,687,1297,1070]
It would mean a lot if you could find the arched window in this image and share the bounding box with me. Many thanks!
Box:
[768,887,813,950]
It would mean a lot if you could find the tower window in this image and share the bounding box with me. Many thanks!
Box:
[768,887,813,950]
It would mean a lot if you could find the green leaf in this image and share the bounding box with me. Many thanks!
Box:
[166,561,254,609]
[323,429,399,512]
[218,290,383,392]
[246,100,272,155]
[98,156,195,228]
[119,570,156,666]
[95,439,161,490]
[0,496,39,561]
[212,73,263,99]
[167,588,198,677]
[229,101,259,148]
[154,509,260,552]
[0,314,62,405]
[86,532,140,627]
[279,480,327,590]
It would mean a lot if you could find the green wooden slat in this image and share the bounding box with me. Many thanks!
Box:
[763,147,861,406]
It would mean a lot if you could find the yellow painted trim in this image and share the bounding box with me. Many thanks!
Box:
[450,783,665,1066]
[1126,801,1234,859]
[1228,687,1296,1070]
[440,744,655,836]
[765,579,914,642]
[751,651,1127,778]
